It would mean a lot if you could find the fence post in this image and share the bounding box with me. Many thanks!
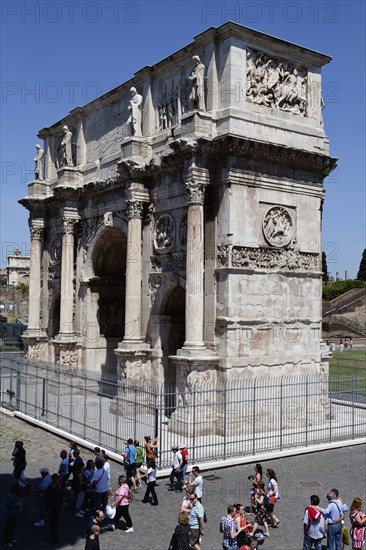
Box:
[57,369,61,429]
[223,385,227,460]
[305,374,309,447]
[192,386,196,464]
[134,386,137,440]
[279,377,283,452]
[252,379,256,456]
[115,384,120,453]
[352,375,355,440]
[41,378,46,417]
[83,374,87,440]
[15,367,21,412]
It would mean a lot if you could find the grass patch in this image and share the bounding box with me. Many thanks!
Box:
[329,352,366,395]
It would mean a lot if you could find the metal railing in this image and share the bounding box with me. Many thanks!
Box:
[1,352,365,469]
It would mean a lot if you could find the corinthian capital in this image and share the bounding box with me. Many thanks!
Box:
[29,220,44,240]
[126,200,143,220]
[185,181,207,205]
[63,217,79,234]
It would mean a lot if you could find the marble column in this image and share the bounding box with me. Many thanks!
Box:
[181,180,207,352]
[123,199,144,343]
[27,219,44,332]
[58,216,78,336]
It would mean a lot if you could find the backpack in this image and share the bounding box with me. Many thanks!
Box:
[127,488,134,502]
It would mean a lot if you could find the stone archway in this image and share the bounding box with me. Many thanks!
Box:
[87,227,127,374]
[160,285,186,396]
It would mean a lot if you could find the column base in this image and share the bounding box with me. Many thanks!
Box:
[177,343,215,358]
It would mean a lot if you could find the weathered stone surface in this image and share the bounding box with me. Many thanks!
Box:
[19,22,336,388]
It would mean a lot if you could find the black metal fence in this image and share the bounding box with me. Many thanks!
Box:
[1,353,365,469]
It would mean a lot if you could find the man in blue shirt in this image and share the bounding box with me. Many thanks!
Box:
[124,439,137,492]
[318,490,344,550]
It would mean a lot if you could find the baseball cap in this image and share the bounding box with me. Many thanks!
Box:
[40,467,49,474]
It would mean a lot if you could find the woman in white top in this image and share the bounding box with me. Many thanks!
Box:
[266,468,280,527]
[141,460,158,506]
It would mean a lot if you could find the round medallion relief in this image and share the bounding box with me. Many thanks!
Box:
[154,214,175,254]
[263,206,293,248]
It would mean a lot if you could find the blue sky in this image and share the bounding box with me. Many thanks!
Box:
[1,0,365,278]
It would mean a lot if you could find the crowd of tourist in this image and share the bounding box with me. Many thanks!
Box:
[3,441,366,550]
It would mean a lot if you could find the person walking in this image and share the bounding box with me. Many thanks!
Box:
[11,441,28,491]
[349,498,366,549]
[248,464,262,512]
[34,467,52,527]
[79,459,95,516]
[3,483,22,548]
[265,468,280,527]
[45,473,62,544]
[303,495,325,550]
[112,474,134,533]
[188,493,204,550]
[188,466,203,502]
[179,443,189,483]
[169,446,183,492]
[220,504,245,550]
[250,481,271,538]
[91,461,109,514]
[181,487,195,514]
[168,511,190,550]
[144,435,158,468]
[134,440,144,488]
[141,459,158,505]
[318,490,344,550]
[234,503,252,547]
[123,439,137,492]
[58,450,69,499]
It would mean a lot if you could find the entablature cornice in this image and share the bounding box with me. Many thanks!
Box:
[121,135,337,181]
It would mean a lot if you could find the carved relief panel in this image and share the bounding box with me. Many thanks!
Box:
[157,76,179,131]
[246,48,308,116]
[154,214,175,254]
[263,206,294,248]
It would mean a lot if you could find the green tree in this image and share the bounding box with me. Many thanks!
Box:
[322,251,329,282]
[357,249,366,280]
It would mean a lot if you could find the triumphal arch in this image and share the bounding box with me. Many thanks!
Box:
[20,23,336,390]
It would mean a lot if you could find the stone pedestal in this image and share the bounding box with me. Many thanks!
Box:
[27,179,51,197]
[181,111,213,137]
[56,167,83,187]
[115,345,152,381]
[121,137,150,160]
[22,333,48,361]
[53,336,82,369]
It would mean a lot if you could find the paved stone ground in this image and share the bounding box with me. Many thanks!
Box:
[0,412,365,550]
